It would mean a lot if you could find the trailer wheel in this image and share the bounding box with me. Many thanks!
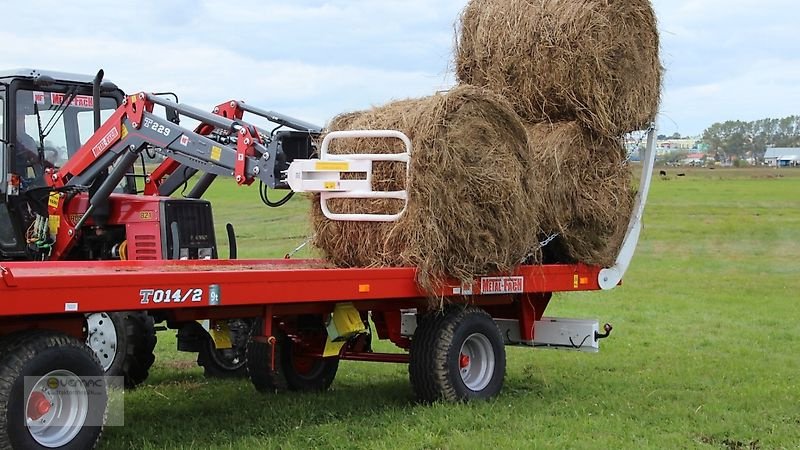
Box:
[0,331,106,450]
[281,334,339,392]
[409,306,506,403]
[246,324,338,393]
[197,319,251,378]
[246,321,289,393]
[86,312,156,389]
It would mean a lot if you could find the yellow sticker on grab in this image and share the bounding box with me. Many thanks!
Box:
[121,124,128,140]
[324,181,337,190]
[315,161,350,171]
[48,192,59,209]
[49,215,60,236]
[210,146,222,162]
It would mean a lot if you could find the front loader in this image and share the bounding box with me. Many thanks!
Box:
[0,68,327,384]
[0,69,161,387]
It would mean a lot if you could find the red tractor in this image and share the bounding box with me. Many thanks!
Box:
[0,68,319,386]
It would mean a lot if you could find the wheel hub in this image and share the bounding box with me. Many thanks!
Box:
[27,392,52,421]
[458,333,495,392]
[292,355,316,375]
[26,370,89,448]
[85,313,118,371]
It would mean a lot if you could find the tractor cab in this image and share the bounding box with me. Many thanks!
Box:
[0,69,125,259]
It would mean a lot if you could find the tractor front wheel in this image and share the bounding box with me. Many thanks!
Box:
[197,319,252,378]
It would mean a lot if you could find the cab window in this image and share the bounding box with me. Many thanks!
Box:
[77,109,114,145]
[16,90,118,168]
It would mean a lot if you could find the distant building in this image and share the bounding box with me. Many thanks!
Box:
[655,137,702,157]
[764,148,800,167]
[680,152,706,166]
[658,138,697,150]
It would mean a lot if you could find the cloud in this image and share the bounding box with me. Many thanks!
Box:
[660,58,800,135]
[4,1,797,137]
[0,0,460,125]
[652,0,799,135]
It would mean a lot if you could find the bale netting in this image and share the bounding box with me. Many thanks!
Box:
[311,85,545,299]
[527,121,635,266]
[457,0,662,137]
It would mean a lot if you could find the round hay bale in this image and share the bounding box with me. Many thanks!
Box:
[311,85,544,295]
[457,0,662,137]
[527,121,634,266]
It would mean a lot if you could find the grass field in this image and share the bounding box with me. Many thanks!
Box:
[100,167,800,449]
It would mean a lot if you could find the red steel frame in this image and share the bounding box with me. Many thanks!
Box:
[0,259,602,361]
[143,99,246,195]
[0,259,601,316]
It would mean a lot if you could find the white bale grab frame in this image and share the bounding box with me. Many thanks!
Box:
[286,130,412,222]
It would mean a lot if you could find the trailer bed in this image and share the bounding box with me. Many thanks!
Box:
[0,259,602,317]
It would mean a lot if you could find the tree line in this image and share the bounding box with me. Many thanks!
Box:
[701,115,800,160]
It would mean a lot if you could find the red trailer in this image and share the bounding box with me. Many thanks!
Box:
[0,259,611,448]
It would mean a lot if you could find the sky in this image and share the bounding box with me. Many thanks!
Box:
[0,0,796,137]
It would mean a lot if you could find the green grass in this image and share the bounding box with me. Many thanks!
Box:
[201,184,316,259]
[101,167,800,449]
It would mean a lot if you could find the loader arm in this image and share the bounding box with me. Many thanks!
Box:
[44,92,410,259]
[45,93,276,259]
[142,100,245,197]
[50,93,270,190]
[142,99,320,197]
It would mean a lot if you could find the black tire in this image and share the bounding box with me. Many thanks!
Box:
[409,306,506,403]
[197,319,251,378]
[245,321,288,393]
[0,330,106,450]
[86,311,157,389]
[246,322,338,393]
[280,333,339,392]
[120,312,157,389]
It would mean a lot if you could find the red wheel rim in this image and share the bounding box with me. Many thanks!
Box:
[292,355,316,375]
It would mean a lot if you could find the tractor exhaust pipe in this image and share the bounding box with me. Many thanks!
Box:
[92,69,104,132]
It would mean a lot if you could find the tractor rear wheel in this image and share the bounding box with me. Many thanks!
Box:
[86,312,156,389]
[85,312,121,374]
[0,330,107,449]
[409,306,506,403]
